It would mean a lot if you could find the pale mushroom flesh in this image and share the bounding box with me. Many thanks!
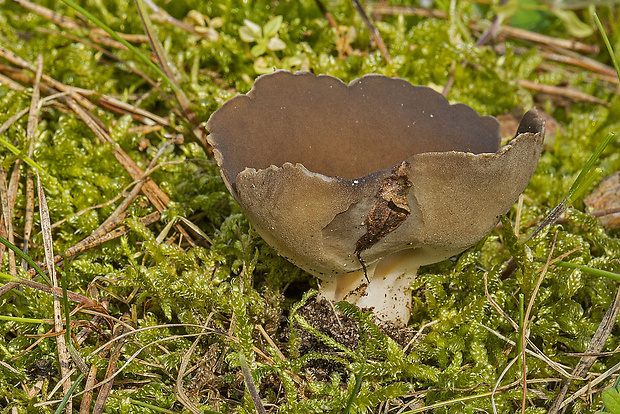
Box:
[207,71,545,325]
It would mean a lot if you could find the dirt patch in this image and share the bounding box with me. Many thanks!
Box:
[291,296,416,381]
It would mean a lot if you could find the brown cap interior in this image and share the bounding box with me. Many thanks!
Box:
[207,71,502,184]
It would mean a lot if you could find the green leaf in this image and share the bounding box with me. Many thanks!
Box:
[603,387,620,413]
[251,43,267,57]
[243,19,262,39]
[239,26,257,42]
[253,57,273,74]
[267,37,286,51]
[263,15,283,38]
[510,0,550,32]
[552,9,594,38]
[494,0,520,21]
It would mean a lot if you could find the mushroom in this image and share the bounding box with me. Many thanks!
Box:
[207,71,545,326]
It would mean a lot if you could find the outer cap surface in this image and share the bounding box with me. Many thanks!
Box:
[206,71,545,278]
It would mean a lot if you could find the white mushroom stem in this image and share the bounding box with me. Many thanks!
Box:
[318,250,422,325]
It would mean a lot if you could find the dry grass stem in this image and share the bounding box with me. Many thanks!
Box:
[79,365,98,414]
[484,272,519,330]
[176,324,210,414]
[314,0,339,28]
[12,0,83,30]
[368,3,599,55]
[37,174,73,412]
[477,323,574,378]
[0,72,26,90]
[499,25,599,54]
[0,107,30,134]
[93,327,127,414]
[0,166,16,275]
[560,360,620,408]
[548,286,620,413]
[521,230,559,412]
[36,27,165,94]
[518,79,610,106]
[135,0,207,148]
[352,0,391,63]
[145,0,213,39]
[22,55,44,268]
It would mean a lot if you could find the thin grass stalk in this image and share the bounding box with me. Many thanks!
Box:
[343,362,366,414]
[593,12,620,81]
[22,169,35,270]
[58,0,178,92]
[134,0,207,146]
[521,231,559,412]
[53,373,85,414]
[0,166,16,275]
[38,173,73,412]
[239,353,267,414]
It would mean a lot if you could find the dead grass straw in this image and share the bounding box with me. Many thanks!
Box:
[38,174,73,412]
[548,287,620,413]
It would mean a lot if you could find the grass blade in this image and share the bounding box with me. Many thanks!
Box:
[343,362,366,414]
[528,132,615,240]
[0,235,51,285]
[0,135,49,175]
[59,0,178,92]
[134,0,207,146]
[0,314,47,324]
[54,373,85,414]
[239,353,267,414]
[594,12,620,82]
[552,261,620,282]
[38,173,73,412]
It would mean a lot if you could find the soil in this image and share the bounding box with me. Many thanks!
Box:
[291,296,416,381]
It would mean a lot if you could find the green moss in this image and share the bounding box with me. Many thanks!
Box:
[1,0,619,412]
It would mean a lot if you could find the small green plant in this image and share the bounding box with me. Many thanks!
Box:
[239,15,310,74]
[239,16,286,57]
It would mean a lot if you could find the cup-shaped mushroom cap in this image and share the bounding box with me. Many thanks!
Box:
[207,71,545,279]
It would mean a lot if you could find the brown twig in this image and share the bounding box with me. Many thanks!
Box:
[351,0,391,63]
[92,327,127,414]
[313,0,339,28]
[79,365,98,414]
[518,79,610,106]
[11,0,84,31]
